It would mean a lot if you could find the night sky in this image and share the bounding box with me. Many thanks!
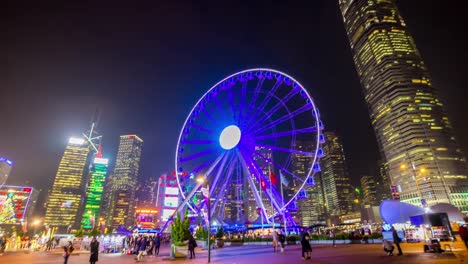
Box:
[3,1,468,208]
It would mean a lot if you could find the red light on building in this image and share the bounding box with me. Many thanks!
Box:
[129,135,135,139]
[23,188,31,193]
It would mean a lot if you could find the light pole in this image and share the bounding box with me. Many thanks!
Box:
[32,219,41,235]
[197,177,211,263]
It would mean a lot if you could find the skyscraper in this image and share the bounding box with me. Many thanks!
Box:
[339,0,468,213]
[105,135,143,228]
[0,157,13,186]
[360,176,378,207]
[45,137,89,231]
[292,140,326,227]
[321,132,353,224]
[81,150,108,230]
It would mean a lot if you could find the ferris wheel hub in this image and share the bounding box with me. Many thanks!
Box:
[219,125,241,150]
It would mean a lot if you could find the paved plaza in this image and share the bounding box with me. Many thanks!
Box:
[1,241,467,264]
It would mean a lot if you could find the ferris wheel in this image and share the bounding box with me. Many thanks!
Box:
[175,68,323,224]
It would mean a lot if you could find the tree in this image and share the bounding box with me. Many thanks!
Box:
[75,228,85,238]
[88,227,101,237]
[171,210,190,246]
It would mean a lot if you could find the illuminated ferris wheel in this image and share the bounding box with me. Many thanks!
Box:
[175,68,324,225]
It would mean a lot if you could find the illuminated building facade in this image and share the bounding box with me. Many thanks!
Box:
[45,137,89,230]
[135,207,158,230]
[81,156,108,230]
[157,172,180,226]
[339,0,468,212]
[293,140,326,227]
[360,176,378,207]
[0,157,13,186]
[0,185,39,226]
[321,132,353,224]
[106,135,143,228]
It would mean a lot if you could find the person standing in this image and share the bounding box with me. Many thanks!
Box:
[272,231,278,253]
[89,237,99,264]
[278,231,286,253]
[392,227,403,255]
[188,235,197,259]
[300,230,312,260]
[330,230,336,247]
[154,233,161,256]
[459,222,468,250]
[63,241,74,264]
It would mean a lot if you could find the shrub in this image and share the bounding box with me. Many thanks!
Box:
[215,227,224,239]
[171,210,190,245]
[194,227,209,241]
[369,232,383,239]
[286,235,300,242]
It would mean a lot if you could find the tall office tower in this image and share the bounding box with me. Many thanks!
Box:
[321,132,353,224]
[0,157,13,186]
[377,160,392,201]
[135,176,158,207]
[339,0,468,212]
[81,148,108,230]
[293,140,326,227]
[360,176,378,207]
[45,137,89,231]
[106,135,143,228]
[251,146,274,222]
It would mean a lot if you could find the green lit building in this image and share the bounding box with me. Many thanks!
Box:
[45,137,89,231]
[81,156,108,230]
[339,0,468,213]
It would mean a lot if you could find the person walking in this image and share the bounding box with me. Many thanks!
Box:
[188,235,197,259]
[392,227,403,255]
[136,237,147,262]
[89,237,99,264]
[278,231,286,253]
[459,222,468,250]
[272,231,278,253]
[300,230,312,260]
[154,233,161,256]
[330,230,336,247]
[63,241,74,264]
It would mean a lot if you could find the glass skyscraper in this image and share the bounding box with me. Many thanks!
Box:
[321,132,353,224]
[45,137,89,231]
[339,0,468,213]
[105,135,143,228]
[292,140,326,227]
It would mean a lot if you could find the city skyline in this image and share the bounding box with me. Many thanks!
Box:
[3,1,468,215]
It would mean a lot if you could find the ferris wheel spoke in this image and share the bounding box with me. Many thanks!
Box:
[180,139,215,145]
[187,122,213,134]
[236,150,270,221]
[242,78,265,130]
[246,86,300,130]
[248,103,313,136]
[238,146,283,211]
[210,156,237,217]
[213,97,229,121]
[200,108,221,126]
[237,80,248,127]
[178,148,217,163]
[209,151,231,196]
[253,126,318,141]
[244,79,282,128]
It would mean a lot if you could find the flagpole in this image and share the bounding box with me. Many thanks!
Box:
[280,172,287,235]
[260,177,264,236]
[269,166,275,230]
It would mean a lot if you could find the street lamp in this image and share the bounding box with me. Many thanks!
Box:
[196,176,211,263]
[32,219,41,235]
